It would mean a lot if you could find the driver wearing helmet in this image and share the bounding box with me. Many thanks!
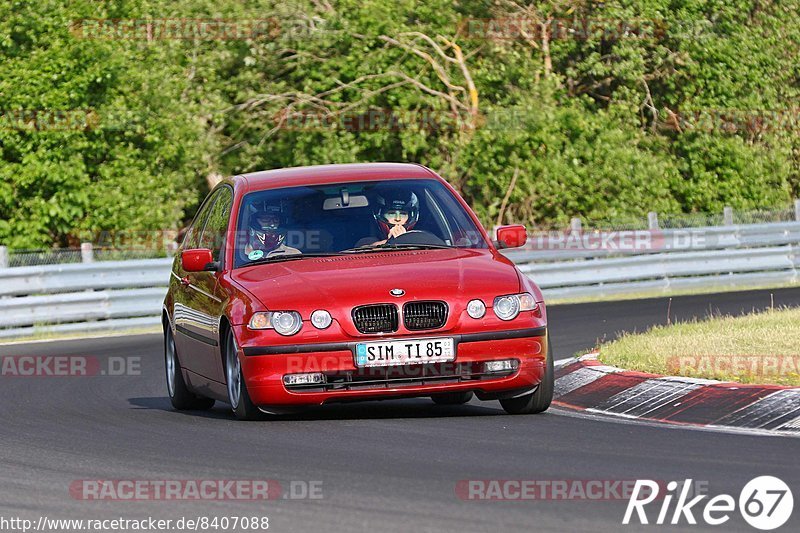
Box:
[372,191,420,245]
[244,200,301,260]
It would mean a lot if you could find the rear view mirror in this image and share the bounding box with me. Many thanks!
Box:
[495,225,528,249]
[323,195,369,210]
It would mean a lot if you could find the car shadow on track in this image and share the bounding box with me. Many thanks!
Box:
[128,396,507,421]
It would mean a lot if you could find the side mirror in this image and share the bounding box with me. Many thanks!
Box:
[496,225,528,249]
[181,248,217,272]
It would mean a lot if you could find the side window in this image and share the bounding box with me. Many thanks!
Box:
[199,187,233,263]
[183,190,219,250]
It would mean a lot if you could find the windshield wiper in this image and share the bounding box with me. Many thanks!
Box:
[392,243,455,249]
[340,243,455,254]
[245,252,344,266]
[338,245,387,253]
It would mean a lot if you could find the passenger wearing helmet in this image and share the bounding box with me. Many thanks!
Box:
[244,200,301,260]
[372,191,420,245]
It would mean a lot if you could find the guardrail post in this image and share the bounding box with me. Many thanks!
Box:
[648,212,659,230]
[80,242,94,264]
[570,217,582,233]
[723,206,734,226]
[795,199,800,222]
[0,246,8,269]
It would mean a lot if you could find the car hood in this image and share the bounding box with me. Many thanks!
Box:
[230,248,520,312]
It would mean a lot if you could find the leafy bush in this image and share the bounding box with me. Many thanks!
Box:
[1,0,798,248]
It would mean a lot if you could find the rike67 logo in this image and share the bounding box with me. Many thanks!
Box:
[624,476,794,530]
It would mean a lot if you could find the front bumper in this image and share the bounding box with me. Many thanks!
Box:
[236,327,548,407]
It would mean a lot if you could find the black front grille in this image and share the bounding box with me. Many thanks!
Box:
[403,301,448,331]
[352,304,399,334]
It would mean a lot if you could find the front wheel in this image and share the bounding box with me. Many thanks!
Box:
[165,326,215,411]
[500,334,554,415]
[225,329,263,421]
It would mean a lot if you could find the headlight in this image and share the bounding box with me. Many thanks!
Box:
[272,312,302,335]
[248,311,303,336]
[467,299,486,319]
[310,309,332,329]
[493,293,537,321]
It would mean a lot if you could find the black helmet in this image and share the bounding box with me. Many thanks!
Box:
[248,199,286,252]
[374,190,419,237]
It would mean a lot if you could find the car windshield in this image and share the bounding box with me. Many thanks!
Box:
[233,178,488,268]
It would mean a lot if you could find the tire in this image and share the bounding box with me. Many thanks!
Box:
[431,391,474,405]
[224,329,264,421]
[500,334,554,415]
[165,326,215,411]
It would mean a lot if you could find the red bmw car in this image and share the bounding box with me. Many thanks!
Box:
[163,163,552,420]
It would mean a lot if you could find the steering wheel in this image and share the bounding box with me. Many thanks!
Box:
[387,230,447,246]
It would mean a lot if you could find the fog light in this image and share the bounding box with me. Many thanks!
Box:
[467,299,486,319]
[311,309,332,329]
[283,373,325,386]
[484,359,519,373]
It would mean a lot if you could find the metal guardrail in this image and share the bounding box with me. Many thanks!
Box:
[0,221,799,338]
[0,288,167,328]
[518,246,799,286]
[0,258,173,337]
[524,247,799,300]
[503,221,800,299]
[0,258,173,297]
[504,221,800,262]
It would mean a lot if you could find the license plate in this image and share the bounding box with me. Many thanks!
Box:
[354,338,455,368]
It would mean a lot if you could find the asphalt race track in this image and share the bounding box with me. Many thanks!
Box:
[2,287,799,532]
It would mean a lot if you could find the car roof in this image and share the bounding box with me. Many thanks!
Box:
[235,163,440,192]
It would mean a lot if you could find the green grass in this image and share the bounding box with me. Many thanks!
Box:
[0,326,161,345]
[598,307,800,386]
